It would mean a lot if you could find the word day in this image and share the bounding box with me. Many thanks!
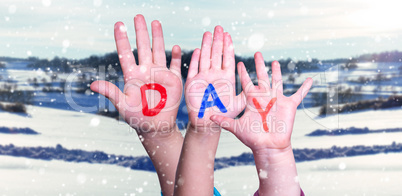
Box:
[141,83,277,132]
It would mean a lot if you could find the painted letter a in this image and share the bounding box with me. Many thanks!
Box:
[198,84,227,118]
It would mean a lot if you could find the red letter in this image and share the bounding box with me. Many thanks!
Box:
[253,97,277,132]
[140,83,167,116]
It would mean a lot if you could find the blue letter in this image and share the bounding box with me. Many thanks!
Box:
[198,84,227,118]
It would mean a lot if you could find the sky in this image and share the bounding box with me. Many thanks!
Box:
[1,0,402,61]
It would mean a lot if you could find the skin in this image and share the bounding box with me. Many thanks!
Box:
[90,14,309,196]
[90,14,183,196]
[174,26,245,196]
[210,52,313,196]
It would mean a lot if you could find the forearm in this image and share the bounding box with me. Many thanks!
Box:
[253,146,300,196]
[139,124,184,196]
[174,124,221,196]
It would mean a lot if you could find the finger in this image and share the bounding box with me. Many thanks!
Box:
[90,80,125,110]
[255,52,270,90]
[210,26,224,70]
[199,31,212,72]
[187,48,200,79]
[169,45,182,77]
[290,77,313,105]
[234,91,246,115]
[238,62,253,94]
[210,115,236,134]
[271,61,283,93]
[222,32,235,71]
[134,14,152,65]
[114,22,136,80]
[151,20,166,66]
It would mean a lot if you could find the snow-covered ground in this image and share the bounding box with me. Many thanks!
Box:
[1,104,402,195]
[215,153,402,196]
[1,60,402,195]
[0,105,144,157]
[2,153,401,196]
[1,104,401,158]
[0,155,160,196]
[297,153,402,196]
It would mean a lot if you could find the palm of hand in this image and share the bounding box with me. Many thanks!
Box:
[121,64,182,131]
[90,15,183,133]
[186,70,238,128]
[211,53,312,150]
[237,88,299,150]
[185,27,244,129]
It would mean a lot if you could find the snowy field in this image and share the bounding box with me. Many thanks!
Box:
[1,104,401,159]
[1,153,402,196]
[0,60,402,195]
[1,104,402,195]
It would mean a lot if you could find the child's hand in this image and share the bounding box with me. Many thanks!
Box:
[90,14,183,196]
[90,15,182,134]
[211,52,312,152]
[185,26,244,130]
[175,26,245,196]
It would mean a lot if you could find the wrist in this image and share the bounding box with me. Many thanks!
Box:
[252,145,294,164]
[138,123,182,141]
[253,146,300,196]
[187,121,221,134]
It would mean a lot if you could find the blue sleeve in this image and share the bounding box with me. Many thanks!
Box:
[213,187,221,196]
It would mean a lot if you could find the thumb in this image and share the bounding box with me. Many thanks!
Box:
[291,77,313,105]
[210,115,236,134]
[90,80,125,110]
[233,91,246,116]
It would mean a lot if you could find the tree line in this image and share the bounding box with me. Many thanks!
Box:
[26,50,322,77]
[26,50,402,78]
